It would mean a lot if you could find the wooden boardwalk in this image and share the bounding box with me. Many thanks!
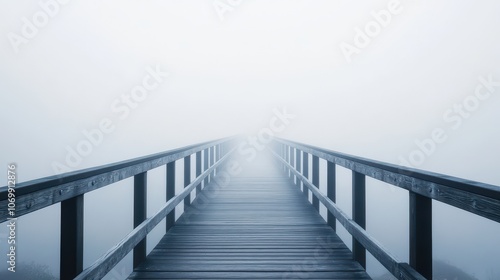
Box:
[128,153,371,279]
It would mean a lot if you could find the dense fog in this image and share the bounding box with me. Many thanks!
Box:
[1,1,500,279]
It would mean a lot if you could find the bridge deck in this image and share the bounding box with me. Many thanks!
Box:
[128,153,371,279]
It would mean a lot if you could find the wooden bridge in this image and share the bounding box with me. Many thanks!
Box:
[1,137,499,280]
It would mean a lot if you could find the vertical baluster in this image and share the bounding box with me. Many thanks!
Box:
[184,155,191,207]
[282,144,286,171]
[196,151,202,193]
[410,192,432,279]
[133,172,147,268]
[327,162,336,231]
[204,148,209,188]
[302,152,309,197]
[295,149,301,189]
[290,147,295,182]
[166,161,175,231]
[352,171,366,268]
[312,156,320,211]
[210,146,215,179]
[60,195,84,280]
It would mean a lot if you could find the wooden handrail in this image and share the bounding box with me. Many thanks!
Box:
[275,138,500,222]
[0,138,232,221]
[74,147,236,280]
[272,138,500,280]
[0,137,235,280]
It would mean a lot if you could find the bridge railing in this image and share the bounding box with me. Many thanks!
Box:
[272,138,500,280]
[0,137,236,280]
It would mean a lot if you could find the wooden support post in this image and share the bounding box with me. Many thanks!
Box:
[290,147,295,182]
[312,155,320,211]
[410,192,433,279]
[327,161,336,231]
[352,171,366,268]
[210,146,215,179]
[60,195,84,280]
[184,155,191,208]
[196,151,202,193]
[204,148,209,188]
[283,144,286,172]
[302,151,309,198]
[218,144,221,160]
[133,172,147,268]
[295,149,301,188]
[166,161,175,231]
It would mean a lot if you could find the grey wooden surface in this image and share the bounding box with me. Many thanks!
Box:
[128,153,371,279]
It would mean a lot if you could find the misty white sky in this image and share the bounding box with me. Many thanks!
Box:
[2,0,500,182]
[1,0,500,279]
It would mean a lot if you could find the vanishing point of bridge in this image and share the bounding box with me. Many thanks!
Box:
[1,137,499,280]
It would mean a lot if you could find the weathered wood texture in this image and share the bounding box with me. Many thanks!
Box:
[74,149,233,280]
[128,155,371,280]
[0,138,231,222]
[275,138,500,224]
[274,150,426,280]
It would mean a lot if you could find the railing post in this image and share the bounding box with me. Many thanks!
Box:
[196,151,202,193]
[216,144,221,174]
[282,144,287,172]
[410,192,433,279]
[210,146,215,179]
[166,161,175,231]
[302,152,308,198]
[204,148,209,188]
[184,155,191,208]
[290,147,295,181]
[60,194,84,280]
[133,172,147,268]
[218,144,221,160]
[352,171,366,268]
[284,145,289,174]
[295,149,301,189]
[312,155,320,211]
[327,161,336,231]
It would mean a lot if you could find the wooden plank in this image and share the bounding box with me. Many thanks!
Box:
[129,152,371,280]
[128,271,370,279]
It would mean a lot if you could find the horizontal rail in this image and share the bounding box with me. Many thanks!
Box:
[275,138,500,223]
[0,138,232,222]
[271,149,425,280]
[75,147,236,280]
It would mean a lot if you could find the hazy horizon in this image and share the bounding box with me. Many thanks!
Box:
[1,1,500,279]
